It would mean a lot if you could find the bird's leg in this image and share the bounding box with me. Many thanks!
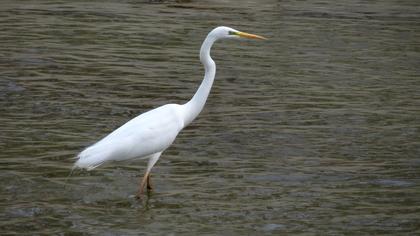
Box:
[137,170,150,198]
[136,152,161,199]
[147,173,153,190]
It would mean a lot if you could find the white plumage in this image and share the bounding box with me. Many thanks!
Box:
[74,26,265,197]
[75,104,184,170]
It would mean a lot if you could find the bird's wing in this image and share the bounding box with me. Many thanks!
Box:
[75,104,185,169]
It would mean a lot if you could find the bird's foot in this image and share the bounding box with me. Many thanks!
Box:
[136,189,146,199]
[135,189,152,200]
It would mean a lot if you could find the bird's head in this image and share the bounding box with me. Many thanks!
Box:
[210,26,267,40]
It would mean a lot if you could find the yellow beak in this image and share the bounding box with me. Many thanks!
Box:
[236,31,267,40]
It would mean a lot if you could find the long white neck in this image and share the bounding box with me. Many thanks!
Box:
[182,33,217,126]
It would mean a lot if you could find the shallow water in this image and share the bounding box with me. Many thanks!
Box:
[1,0,420,234]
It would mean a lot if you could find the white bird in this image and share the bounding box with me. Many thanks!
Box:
[74,26,266,197]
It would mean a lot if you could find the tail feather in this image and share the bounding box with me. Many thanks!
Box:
[74,145,110,170]
[74,139,152,170]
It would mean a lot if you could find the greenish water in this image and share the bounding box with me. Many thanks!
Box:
[1,0,419,234]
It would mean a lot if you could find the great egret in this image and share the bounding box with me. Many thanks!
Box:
[74,26,266,197]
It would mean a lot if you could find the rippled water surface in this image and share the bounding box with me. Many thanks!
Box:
[1,0,420,234]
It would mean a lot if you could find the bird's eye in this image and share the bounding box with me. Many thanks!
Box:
[228,31,236,35]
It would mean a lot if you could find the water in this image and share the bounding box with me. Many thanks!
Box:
[1,0,419,234]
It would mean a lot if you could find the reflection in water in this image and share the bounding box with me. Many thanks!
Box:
[0,0,419,234]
